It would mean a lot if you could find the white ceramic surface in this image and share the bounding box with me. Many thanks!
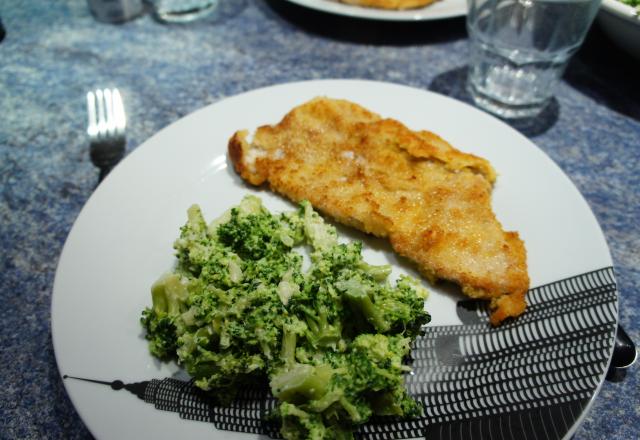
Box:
[598,0,640,59]
[51,79,615,440]
[284,0,466,21]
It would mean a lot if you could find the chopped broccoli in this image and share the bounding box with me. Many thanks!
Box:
[301,200,338,251]
[140,195,430,439]
[140,310,178,359]
[277,402,329,440]
[139,273,189,358]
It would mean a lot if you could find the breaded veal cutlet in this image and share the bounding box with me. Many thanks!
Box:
[228,97,529,325]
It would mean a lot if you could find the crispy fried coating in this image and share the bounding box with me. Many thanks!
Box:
[228,98,529,325]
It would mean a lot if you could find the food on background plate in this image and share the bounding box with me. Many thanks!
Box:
[141,196,430,439]
[618,0,639,10]
[229,97,530,325]
[338,0,438,9]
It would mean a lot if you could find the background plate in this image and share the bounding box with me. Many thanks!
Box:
[52,79,617,440]
[598,0,640,59]
[284,0,467,21]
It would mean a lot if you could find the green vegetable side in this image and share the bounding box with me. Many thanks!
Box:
[141,195,431,439]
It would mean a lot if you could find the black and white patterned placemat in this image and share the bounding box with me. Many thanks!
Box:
[65,267,618,439]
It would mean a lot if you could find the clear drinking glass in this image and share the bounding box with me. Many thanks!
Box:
[151,0,219,23]
[466,0,601,118]
[87,0,144,23]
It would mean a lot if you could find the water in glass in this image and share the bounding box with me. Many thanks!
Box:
[466,0,601,118]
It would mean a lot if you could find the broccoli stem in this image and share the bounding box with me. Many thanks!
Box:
[281,326,298,367]
[357,261,392,282]
[151,273,188,316]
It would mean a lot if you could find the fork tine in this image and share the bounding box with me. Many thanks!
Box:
[95,89,107,139]
[112,88,126,135]
[103,88,115,137]
[86,91,97,138]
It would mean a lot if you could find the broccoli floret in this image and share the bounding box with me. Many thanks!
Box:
[369,386,423,418]
[173,205,211,276]
[270,334,421,434]
[140,310,178,359]
[217,197,295,261]
[176,283,287,387]
[140,273,189,358]
[275,401,359,440]
[288,284,345,351]
[217,210,279,260]
[310,242,362,278]
[189,350,265,393]
[140,196,430,440]
[337,276,389,333]
[346,334,413,391]
[244,251,303,287]
[337,274,430,338]
[277,402,329,440]
[271,363,335,403]
[326,334,422,422]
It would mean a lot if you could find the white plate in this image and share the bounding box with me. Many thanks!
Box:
[284,0,467,21]
[598,0,640,59]
[52,79,617,440]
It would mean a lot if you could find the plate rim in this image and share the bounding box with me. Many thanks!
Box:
[51,78,618,440]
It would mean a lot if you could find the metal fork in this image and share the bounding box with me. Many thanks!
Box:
[87,88,126,180]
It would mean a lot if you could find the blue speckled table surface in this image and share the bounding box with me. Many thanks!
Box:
[1,0,638,438]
